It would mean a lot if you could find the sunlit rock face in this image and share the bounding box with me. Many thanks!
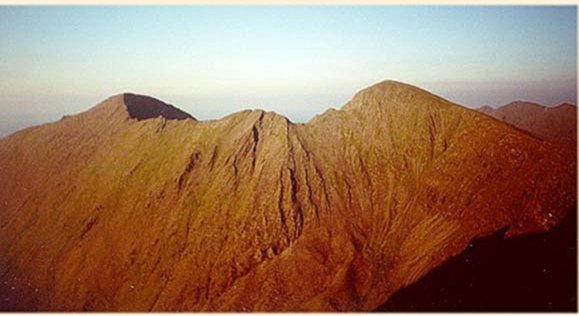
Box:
[0,81,575,311]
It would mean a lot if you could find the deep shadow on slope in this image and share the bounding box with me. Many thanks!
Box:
[123,93,194,121]
[376,209,577,312]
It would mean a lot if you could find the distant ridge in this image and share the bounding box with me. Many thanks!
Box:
[476,101,577,143]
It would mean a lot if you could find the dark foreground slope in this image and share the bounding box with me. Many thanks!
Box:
[377,210,576,312]
[0,81,575,311]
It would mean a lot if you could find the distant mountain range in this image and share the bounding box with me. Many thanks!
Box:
[478,101,576,143]
[0,81,575,311]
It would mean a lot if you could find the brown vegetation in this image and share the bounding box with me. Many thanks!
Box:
[0,81,575,311]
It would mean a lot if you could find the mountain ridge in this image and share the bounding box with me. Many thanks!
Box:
[476,100,577,143]
[5,80,572,139]
[0,80,575,312]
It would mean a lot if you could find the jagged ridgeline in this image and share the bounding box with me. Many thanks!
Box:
[0,81,576,311]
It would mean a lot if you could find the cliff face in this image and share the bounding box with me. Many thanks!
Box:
[477,101,577,144]
[0,81,575,311]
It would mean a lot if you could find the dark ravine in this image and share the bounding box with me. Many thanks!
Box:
[376,209,577,312]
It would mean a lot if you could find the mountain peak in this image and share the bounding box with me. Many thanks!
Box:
[555,102,577,110]
[121,93,194,121]
[476,100,577,143]
[501,101,544,110]
[84,93,195,123]
[342,80,455,115]
[478,105,494,114]
[353,80,428,98]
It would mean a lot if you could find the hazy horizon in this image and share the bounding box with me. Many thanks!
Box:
[0,6,577,136]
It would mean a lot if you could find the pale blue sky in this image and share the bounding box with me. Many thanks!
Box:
[0,6,576,135]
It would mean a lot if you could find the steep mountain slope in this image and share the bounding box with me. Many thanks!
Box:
[0,81,575,311]
[378,210,577,311]
[478,101,577,143]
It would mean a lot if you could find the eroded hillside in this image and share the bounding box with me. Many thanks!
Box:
[0,81,575,311]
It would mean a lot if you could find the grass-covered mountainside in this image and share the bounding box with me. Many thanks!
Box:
[0,81,575,311]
